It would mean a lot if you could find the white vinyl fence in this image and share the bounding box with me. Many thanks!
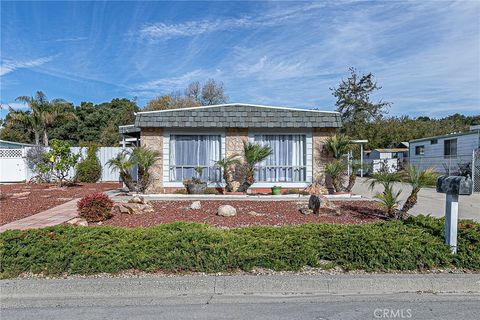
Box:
[0,147,134,183]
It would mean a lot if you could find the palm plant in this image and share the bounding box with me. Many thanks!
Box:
[131,146,161,193]
[237,142,272,193]
[367,170,403,191]
[324,160,345,193]
[107,151,135,191]
[345,160,362,192]
[325,134,351,159]
[399,166,437,219]
[374,185,402,218]
[9,91,75,146]
[215,155,241,192]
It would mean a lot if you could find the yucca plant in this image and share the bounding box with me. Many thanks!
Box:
[237,142,272,192]
[215,155,241,192]
[324,160,345,193]
[399,166,437,219]
[131,146,161,193]
[106,151,135,191]
[375,185,402,218]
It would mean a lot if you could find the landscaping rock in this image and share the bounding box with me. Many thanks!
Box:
[67,217,88,227]
[190,201,201,210]
[129,195,148,204]
[299,208,313,215]
[230,181,240,192]
[217,205,237,217]
[12,191,31,198]
[247,211,265,217]
[113,202,155,215]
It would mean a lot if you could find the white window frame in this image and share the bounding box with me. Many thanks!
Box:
[163,128,225,187]
[248,129,312,188]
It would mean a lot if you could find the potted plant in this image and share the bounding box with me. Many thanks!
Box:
[271,185,282,195]
[183,166,207,194]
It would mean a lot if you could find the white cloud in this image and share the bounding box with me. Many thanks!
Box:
[0,56,55,76]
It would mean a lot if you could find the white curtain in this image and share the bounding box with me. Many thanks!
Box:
[254,135,306,182]
[170,135,221,181]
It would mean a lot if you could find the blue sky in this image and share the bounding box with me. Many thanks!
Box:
[1,1,479,118]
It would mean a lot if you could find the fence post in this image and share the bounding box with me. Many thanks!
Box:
[472,149,476,192]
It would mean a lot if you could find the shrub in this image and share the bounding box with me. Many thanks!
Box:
[1,216,478,278]
[37,140,80,186]
[76,143,102,183]
[25,146,52,182]
[204,187,219,195]
[77,193,114,222]
[174,189,187,194]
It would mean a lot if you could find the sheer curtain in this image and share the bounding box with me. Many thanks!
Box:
[254,134,306,182]
[170,135,221,181]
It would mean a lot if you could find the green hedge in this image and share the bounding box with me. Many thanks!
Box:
[1,216,479,278]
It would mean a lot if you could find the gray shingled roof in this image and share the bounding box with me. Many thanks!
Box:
[134,104,341,128]
[119,125,141,134]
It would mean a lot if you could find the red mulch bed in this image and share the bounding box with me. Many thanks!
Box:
[102,200,385,228]
[0,182,121,225]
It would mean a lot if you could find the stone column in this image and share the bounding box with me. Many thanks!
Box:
[312,128,335,185]
[226,128,248,159]
[140,128,163,194]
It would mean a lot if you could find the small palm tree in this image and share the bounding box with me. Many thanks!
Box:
[345,160,362,192]
[107,151,135,191]
[367,170,403,191]
[131,146,161,193]
[399,166,437,219]
[237,142,272,192]
[375,185,402,218]
[215,155,241,192]
[324,160,345,192]
[325,134,351,159]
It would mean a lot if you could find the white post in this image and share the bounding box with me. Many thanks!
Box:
[122,136,126,149]
[360,143,364,177]
[445,193,459,254]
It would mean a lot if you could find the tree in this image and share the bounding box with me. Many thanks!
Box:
[324,160,345,193]
[237,142,272,192]
[144,95,174,111]
[9,91,75,146]
[201,79,227,105]
[37,139,80,186]
[331,68,391,138]
[374,185,402,218]
[106,151,135,191]
[325,134,351,159]
[131,146,161,193]
[399,166,437,219]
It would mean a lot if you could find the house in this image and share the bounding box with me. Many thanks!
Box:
[408,126,480,175]
[120,103,342,193]
[364,142,409,173]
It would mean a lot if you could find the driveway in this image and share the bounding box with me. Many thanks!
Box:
[352,177,480,221]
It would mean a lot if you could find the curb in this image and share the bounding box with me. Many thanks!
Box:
[2,274,479,298]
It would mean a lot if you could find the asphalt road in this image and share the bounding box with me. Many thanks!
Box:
[2,274,479,320]
[352,177,480,221]
[2,293,479,320]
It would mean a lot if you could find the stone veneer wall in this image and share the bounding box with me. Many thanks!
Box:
[312,128,335,185]
[226,128,248,159]
[140,128,163,193]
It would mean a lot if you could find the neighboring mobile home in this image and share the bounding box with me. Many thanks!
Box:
[120,103,341,193]
[408,126,480,175]
[364,142,409,173]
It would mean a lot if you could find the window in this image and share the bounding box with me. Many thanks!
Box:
[430,139,438,144]
[169,135,221,182]
[253,134,306,182]
[415,145,425,155]
[444,139,457,157]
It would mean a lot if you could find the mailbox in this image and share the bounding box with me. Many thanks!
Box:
[436,175,474,254]
[436,175,473,195]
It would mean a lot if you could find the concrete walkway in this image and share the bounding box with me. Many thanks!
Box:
[0,198,79,233]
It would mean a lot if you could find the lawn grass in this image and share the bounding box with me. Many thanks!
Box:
[1,215,479,278]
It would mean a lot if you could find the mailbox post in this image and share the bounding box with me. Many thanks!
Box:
[436,176,473,254]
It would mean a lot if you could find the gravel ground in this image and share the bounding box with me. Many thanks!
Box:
[0,182,121,225]
[101,200,383,228]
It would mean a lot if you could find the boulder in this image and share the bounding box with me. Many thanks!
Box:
[299,208,313,215]
[230,181,240,193]
[217,205,237,217]
[67,217,88,227]
[129,195,149,204]
[113,202,154,215]
[190,201,201,210]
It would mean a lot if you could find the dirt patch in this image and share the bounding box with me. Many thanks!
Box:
[0,182,121,225]
[102,200,384,228]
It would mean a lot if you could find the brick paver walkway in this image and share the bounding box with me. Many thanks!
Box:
[0,198,79,233]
